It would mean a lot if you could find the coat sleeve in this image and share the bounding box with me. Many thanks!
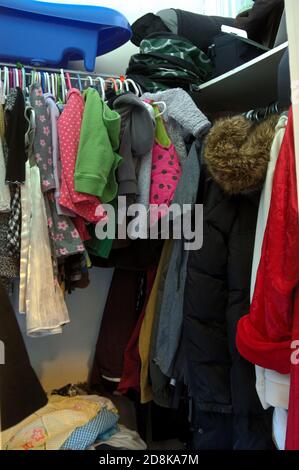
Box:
[237,108,299,373]
[163,89,211,139]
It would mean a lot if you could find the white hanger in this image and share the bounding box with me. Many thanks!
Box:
[22,67,27,93]
[142,101,156,121]
[45,72,51,94]
[0,75,5,105]
[50,73,56,100]
[14,68,19,88]
[37,71,41,85]
[125,78,139,96]
[115,78,123,93]
[97,76,106,101]
[3,67,9,97]
[60,69,67,103]
[87,75,94,87]
[153,101,167,117]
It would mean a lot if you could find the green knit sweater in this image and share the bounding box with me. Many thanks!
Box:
[74,88,122,203]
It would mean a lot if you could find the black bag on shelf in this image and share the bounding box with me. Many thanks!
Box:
[126,32,213,93]
[209,32,270,79]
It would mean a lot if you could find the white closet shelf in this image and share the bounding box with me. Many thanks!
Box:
[192,41,288,113]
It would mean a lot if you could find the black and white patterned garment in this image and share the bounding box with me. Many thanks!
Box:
[4,89,23,260]
[7,185,21,256]
[0,211,19,287]
[0,92,21,291]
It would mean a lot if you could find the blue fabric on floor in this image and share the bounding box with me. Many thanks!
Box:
[61,407,119,450]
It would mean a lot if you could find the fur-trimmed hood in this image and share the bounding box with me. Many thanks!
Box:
[204,114,279,195]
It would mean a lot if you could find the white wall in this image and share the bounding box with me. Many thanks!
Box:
[22,0,246,392]
[17,268,114,391]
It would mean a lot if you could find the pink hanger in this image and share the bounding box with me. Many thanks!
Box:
[9,68,13,88]
[65,72,72,90]
[106,77,118,93]
[18,69,22,89]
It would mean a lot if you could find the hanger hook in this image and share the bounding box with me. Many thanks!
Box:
[14,68,19,88]
[60,69,67,103]
[3,66,9,96]
[65,72,72,91]
[22,67,26,92]
[152,101,167,117]
[125,78,139,96]
[77,73,82,92]
[106,77,118,93]
[97,77,106,101]
[87,75,93,87]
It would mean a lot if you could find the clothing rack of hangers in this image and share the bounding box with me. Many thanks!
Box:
[0,61,120,80]
[0,61,143,102]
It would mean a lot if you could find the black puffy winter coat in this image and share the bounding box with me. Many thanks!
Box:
[182,115,279,450]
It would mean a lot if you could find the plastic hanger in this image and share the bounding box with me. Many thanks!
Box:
[30,70,35,86]
[96,76,106,101]
[124,78,139,96]
[3,66,9,97]
[18,68,23,90]
[152,101,167,117]
[142,100,156,121]
[45,72,51,94]
[50,73,56,100]
[22,67,26,92]
[21,67,30,98]
[60,69,67,103]
[116,78,123,93]
[86,75,94,88]
[14,68,19,88]
[57,73,63,103]
[65,72,72,91]
[76,73,83,92]
[0,74,5,105]
[36,71,41,85]
[9,68,13,89]
[106,77,118,94]
[56,73,60,101]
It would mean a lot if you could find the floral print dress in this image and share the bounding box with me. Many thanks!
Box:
[30,84,84,259]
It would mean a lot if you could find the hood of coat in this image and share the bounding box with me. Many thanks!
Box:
[204,114,279,195]
[113,92,155,158]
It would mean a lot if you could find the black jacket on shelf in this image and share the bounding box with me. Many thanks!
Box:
[181,115,279,450]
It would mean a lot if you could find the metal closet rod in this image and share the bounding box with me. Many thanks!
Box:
[0,61,120,80]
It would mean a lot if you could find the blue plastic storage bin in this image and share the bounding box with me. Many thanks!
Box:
[0,0,131,71]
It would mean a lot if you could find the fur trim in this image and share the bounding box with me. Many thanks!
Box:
[204,114,279,195]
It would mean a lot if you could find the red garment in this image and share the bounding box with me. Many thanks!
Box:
[117,268,157,394]
[236,108,299,450]
[73,217,91,242]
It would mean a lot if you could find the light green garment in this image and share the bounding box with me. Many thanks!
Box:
[75,88,122,203]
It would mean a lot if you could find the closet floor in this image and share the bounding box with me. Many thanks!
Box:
[93,387,185,450]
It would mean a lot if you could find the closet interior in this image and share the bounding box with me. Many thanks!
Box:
[0,0,298,453]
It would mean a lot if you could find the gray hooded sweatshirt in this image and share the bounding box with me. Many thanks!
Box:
[113,93,155,205]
